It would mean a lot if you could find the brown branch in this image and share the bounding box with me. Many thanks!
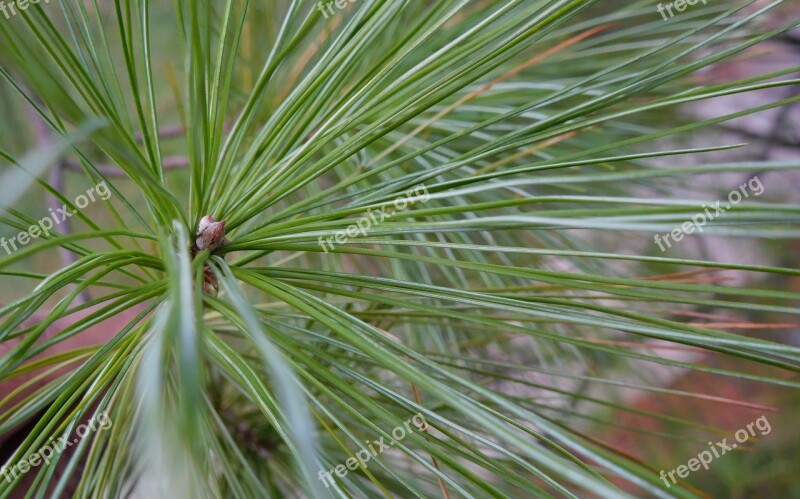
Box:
[62,155,190,176]
[25,107,90,304]
[133,122,232,142]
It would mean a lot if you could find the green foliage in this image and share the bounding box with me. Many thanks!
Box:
[0,0,798,497]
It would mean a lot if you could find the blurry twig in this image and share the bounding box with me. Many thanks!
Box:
[133,122,231,142]
[64,121,230,175]
[25,107,91,304]
[63,155,189,176]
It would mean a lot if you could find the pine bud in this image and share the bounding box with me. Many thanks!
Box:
[196,215,228,251]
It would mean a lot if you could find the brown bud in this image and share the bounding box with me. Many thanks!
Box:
[203,265,219,295]
[196,215,228,251]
